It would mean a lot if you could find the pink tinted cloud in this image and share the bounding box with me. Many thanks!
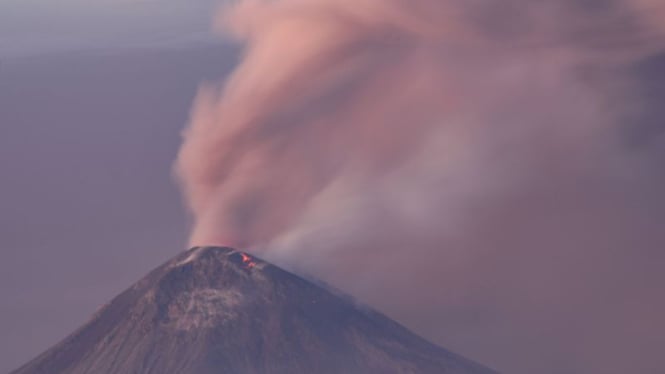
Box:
[175,1,665,372]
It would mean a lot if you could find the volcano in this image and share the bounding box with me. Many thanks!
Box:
[12,247,496,374]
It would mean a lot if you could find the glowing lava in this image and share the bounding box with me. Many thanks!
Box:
[240,253,257,269]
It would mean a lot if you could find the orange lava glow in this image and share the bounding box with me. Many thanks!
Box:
[240,253,257,269]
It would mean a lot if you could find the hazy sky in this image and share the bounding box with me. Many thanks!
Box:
[0,1,232,371]
[0,0,221,58]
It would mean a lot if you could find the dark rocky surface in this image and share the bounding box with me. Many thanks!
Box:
[12,247,497,374]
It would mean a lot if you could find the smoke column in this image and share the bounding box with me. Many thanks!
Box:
[176,1,665,373]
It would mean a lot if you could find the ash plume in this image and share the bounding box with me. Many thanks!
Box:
[175,1,665,373]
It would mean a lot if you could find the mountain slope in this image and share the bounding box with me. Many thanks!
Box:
[12,247,496,374]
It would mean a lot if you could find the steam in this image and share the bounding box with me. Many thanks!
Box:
[176,1,665,373]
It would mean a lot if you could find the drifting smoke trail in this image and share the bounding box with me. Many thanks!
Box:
[176,0,466,247]
[176,1,665,373]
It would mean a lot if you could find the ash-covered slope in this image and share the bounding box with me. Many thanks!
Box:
[12,247,496,374]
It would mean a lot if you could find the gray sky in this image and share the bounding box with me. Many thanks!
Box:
[0,47,237,372]
[0,0,222,58]
[0,1,235,371]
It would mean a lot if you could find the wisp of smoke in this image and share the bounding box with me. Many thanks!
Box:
[175,1,665,373]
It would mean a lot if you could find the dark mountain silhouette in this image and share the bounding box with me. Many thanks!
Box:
[12,247,496,374]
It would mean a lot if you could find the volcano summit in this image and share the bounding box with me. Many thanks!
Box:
[12,247,496,374]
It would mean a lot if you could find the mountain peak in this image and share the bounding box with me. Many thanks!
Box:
[12,246,496,374]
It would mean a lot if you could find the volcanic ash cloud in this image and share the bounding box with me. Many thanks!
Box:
[175,1,665,373]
